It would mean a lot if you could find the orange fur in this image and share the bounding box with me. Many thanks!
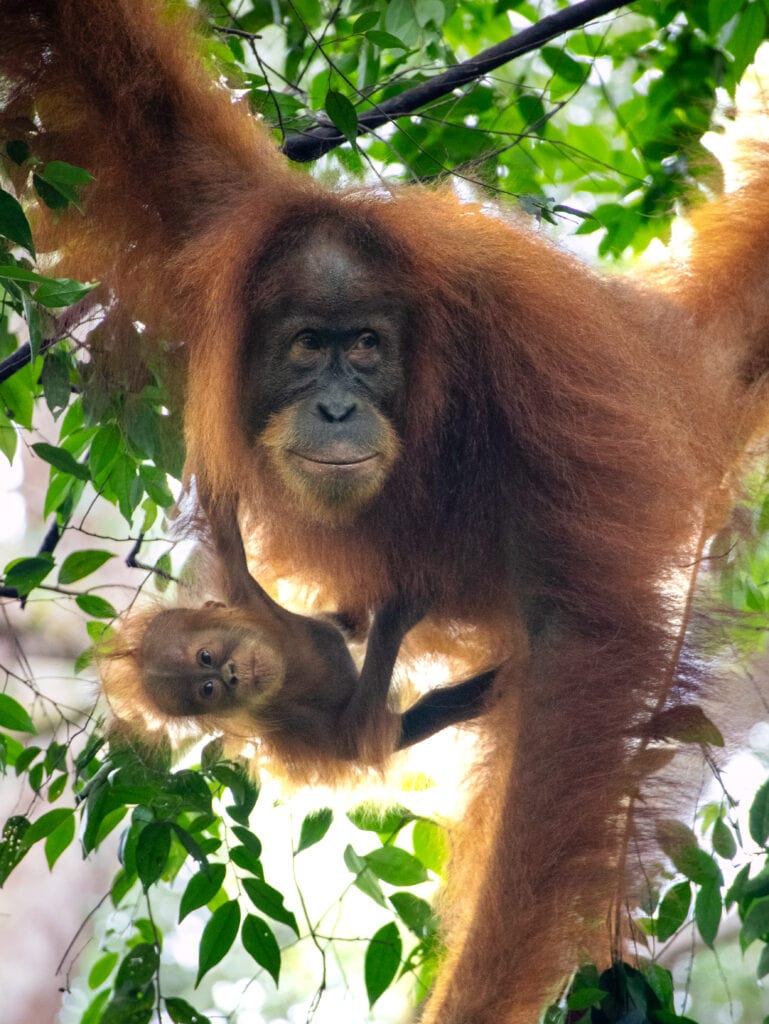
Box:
[3,3,769,1020]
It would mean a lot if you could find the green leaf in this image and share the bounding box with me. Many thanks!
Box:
[758,944,769,980]
[81,990,110,1024]
[33,276,98,308]
[742,896,769,947]
[325,90,358,144]
[41,160,94,185]
[44,807,75,867]
[365,921,401,1007]
[567,988,606,1011]
[88,952,119,989]
[353,11,379,32]
[365,846,428,886]
[242,877,299,936]
[165,997,212,1024]
[0,693,36,733]
[88,424,122,483]
[414,0,444,28]
[366,30,408,50]
[241,914,281,986]
[0,814,31,883]
[47,772,68,802]
[196,900,240,985]
[712,817,737,860]
[656,881,691,942]
[32,441,90,479]
[390,892,435,938]
[344,844,386,907]
[412,819,448,874]
[229,844,263,876]
[0,189,34,254]
[58,549,114,584]
[114,942,158,992]
[750,778,769,846]
[179,863,226,922]
[76,594,118,619]
[4,554,54,596]
[297,807,333,852]
[23,807,74,847]
[725,4,766,84]
[541,46,587,84]
[694,881,722,947]
[136,821,171,890]
[384,0,419,46]
[657,820,722,884]
[231,825,262,857]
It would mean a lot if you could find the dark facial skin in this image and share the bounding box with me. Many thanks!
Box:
[243,229,407,514]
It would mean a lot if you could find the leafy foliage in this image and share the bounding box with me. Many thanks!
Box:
[2,1,769,1022]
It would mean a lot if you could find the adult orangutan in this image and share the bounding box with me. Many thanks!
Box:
[3,2,769,1021]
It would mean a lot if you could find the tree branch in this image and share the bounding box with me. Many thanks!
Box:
[0,293,98,385]
[282,0,633,162]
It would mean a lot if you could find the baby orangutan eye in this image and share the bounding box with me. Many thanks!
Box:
[197,649,213,667]
[200,680,216,699]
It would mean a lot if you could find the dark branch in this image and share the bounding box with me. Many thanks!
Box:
[397,668,497,750]
[0,294,98,385]
[282,0,632,162]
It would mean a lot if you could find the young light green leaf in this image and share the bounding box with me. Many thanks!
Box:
[296,807,332,852]
[242,914,281,985]
[196,900,240,985]
[412,819,449,874]
[365,922,401,1007]
[88,952,119,990]
[58,549,114,584]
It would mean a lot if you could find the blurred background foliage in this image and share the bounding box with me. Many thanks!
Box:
[3,1,769,1022]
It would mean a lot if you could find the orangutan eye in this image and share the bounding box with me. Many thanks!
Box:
[353,331,378,350]
[198,649,213,667]
[200,680,216,699]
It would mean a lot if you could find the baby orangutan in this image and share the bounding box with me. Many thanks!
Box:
[101,571,497,781]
